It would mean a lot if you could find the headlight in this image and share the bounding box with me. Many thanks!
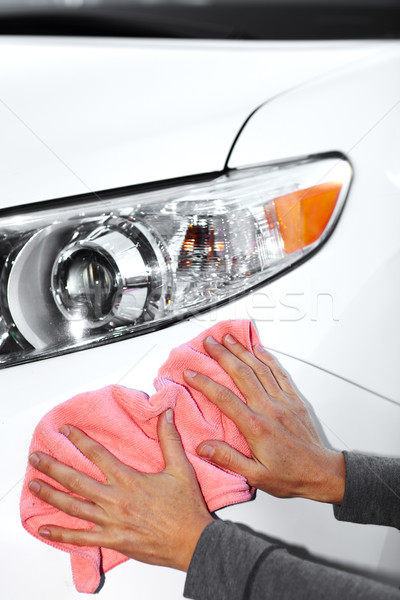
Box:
[0,153,351,367]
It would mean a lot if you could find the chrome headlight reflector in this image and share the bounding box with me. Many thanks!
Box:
[51,217,168,327]
[0,153,351,367]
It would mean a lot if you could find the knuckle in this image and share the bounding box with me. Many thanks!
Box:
[269,384,284,399]
[166,430,182,445]
[266,356,279,371]
[296,400,309,418]
[278,368,289,381]
[247,413,266,437]
[234,346,248,362]
[213,385,233,405]
[234,362,252,380]
[253,363,272,380]
[217,447,234,470]
[270,405,286,423]
[286,386,300,401]
[266,356,278,369]
[268,358,285,380]
[56,529,82,545]
[118,497,135,518]
[36,455,52,475]
[85,445,104,466]
[37,483,52,502]
[50,529,63,542]
[258,352,274,366]
[114,465,132,487]
[68,474,85,494]
[69,500,84,519]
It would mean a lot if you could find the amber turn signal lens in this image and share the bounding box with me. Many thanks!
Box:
[274,182,342,254]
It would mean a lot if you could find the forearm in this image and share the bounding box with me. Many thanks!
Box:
[334,452,400,529]
[184,520,400,600]
[184,520,270,600]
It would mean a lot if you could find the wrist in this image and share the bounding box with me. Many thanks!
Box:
[309,450,346,504]
[175,514,215,572]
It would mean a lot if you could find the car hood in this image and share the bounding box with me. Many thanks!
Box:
[0,37,384,209]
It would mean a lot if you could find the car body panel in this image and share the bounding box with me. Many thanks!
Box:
[0,37,386,207]
[228,44,400,401]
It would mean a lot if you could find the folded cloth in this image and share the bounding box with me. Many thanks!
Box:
[20,319,260,593]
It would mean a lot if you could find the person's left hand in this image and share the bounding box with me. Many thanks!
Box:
[183,335,345,504]
[28,409,213,572]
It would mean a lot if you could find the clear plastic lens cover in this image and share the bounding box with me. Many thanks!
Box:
[0,154,351,367]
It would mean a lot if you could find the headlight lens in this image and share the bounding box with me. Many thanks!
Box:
[0,153,351,367]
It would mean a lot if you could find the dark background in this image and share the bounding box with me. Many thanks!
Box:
[0,0,400,40]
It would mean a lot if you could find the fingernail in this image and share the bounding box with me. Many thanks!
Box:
[39,528,51,538]
[184,369,197,378]
[59,425,71,437]
[29,480,40,493]
[206,336,218,344]
[198,444,215,459]
[225,334,236,345]
[29,453,40,467]
[254,343,265,353]
[166,408,174,423]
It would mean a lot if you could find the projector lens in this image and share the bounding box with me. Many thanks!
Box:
[54,248,119,322]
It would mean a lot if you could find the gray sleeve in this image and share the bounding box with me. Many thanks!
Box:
[333,452,400,529]
[184,520,400,600]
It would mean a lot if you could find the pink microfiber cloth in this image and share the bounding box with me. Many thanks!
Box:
[20,320,260,593]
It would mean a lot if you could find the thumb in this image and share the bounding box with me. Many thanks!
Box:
[158,409,191,474]
[197,440,255,480]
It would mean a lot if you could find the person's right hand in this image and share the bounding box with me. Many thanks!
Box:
[183,334,346,505]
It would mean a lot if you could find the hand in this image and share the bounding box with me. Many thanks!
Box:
[183,335,346,504]
[28,409,213,572]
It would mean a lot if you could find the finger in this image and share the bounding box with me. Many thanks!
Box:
[28,479,105,524]
[221,334,284,400]
[183,370,254,439]
[37,524,104,547]
[158,409,192,475]
[203,336,273,410]
[29,451,108,504]
[60,425,135,482]
[197,440,258,483]
[252,345,297,396]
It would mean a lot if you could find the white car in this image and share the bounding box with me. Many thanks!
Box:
[1,1,399,598]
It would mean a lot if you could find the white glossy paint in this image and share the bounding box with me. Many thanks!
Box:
[228,43,400,401]
[0,36,399,599]
[0,37,385,206]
